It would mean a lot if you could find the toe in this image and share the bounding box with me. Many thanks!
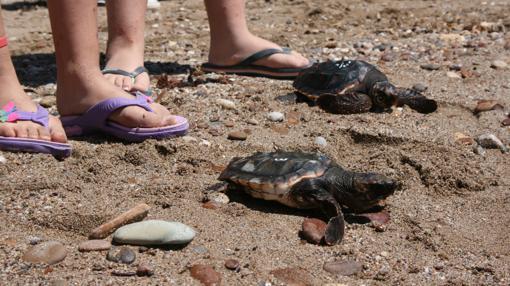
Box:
[37,125,52,141]
[0,124,16,137]
[26,125,39,139]
[15,125,28,138]
[48,116,68,143]
[114,76,125,89]
[111,105,166,128]
[121,77,133,91]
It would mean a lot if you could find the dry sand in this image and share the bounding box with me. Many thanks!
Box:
[0,0,509,285]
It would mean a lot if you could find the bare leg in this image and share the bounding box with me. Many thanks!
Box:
[0,11,66,143]
[47,0,177,129]
[204,0,309,68]
[104,0,149,92]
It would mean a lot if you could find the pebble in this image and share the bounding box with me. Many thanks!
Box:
[301,218,327,244]
[270,267,313,286]
[0,154,6,164]
[228,131,248,141]
[225,259,240,271]
[28,236,43,245]
[473,144,486,156]
[206,192,230,205]
[454,132,474,145]
[446,71,461,79]
[106,247,136,264]
[474,100,504,114]
[449,64,463,71]
[314,136,327,147]
[476,134,508,153]
[412,83,428,92]
[267,111,284,122]
[78,240,111,252]
[420,63,440,71]
[224,121,235,127]
[189,264,222,286]
[490,60,508,69]
[286,111,301,125]
[39,96,56,108]
[358,211,390,226]
[136,262,154,277]
[202,201,222,209]
[216,98,236,109]
[502,117,510,126]
[22,241,67,265]
[246,118,259,125]
[323,260,363,276]
[113,220,196,245]
[111,270,137,277]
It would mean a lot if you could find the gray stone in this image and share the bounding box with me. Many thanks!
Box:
[113,220,196,246]
[490,60,508,69]
[412,83,428,92]
[267,112,285,122]
[107,246,136,264]
[22,241,67,265]
[323,260,363,276]
[314,136,327,146]
[476,134,508,153]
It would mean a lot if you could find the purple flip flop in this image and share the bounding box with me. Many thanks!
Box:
[0,102,72,158]
[60,92,189,142]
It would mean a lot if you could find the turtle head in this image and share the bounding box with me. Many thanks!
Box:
[370,82,398,111]
[342,172,398,212]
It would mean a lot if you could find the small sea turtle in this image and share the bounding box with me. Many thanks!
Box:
[218,151,398,245]
[293,60,437,114]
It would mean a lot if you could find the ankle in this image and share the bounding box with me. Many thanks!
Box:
[106,39,144,62]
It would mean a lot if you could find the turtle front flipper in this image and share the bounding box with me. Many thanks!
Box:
[290,180,345,245]
[316,92,372,114]
[395,88,437,114]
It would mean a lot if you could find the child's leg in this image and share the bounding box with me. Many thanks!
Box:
[47,0,177,129]
[0,10,67,143]
[204,0,309,68]
[104,0,149,92]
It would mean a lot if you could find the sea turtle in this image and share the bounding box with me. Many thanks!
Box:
[218,151,398,245]
[293,60,438,114]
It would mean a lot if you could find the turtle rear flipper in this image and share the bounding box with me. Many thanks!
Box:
[317,93,372,114]
[395,88,437,114]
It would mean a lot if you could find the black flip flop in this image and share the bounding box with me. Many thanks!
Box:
[102,66,153,96]
[201,48,312,80]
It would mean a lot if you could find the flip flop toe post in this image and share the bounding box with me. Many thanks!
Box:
[0,101,72,158]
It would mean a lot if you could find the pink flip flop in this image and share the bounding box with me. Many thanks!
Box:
[0,102,72,158]
[60,92,189,142]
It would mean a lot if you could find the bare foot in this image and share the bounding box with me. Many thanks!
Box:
[208,34,310,68]
[56,71,177,128]
[104,44,150,93]
[0,75,67,143]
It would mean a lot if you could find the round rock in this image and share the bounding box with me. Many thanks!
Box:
[301,218,327,244]
[225,259,240,271]
[113,220,196,246]
[22,241,67,265]
[190,264,222,285]
[228,131,248,141]
[136,262,154,277]
[490,60,508,69]
[78,240,111,252]
[412,83,428,92]
[314,136,327,147]
[216,98,236,109]
[267,112,284,122]
[106,246,136,264]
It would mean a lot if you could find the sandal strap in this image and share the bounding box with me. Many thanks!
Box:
[102,66,148,79]
[0,36,8,48]
[237,48,292,66]
[1,101,49,128]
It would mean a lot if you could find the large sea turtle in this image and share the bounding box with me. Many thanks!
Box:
[293,60,437,114]
[218,151,398,245]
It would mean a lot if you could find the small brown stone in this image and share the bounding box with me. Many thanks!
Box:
[224,259,240,271]
[23,241,67,265]
[197,121,209,129]
[454,132,474,145]
[301,218,327,244]
[136,262,154,277]
[502,117,510,126]
[270,267,313,286]
[420,63,440,71]
[323,260,363,276]
[78,240,111,252]
[460,68,473,78]
[203,201,222,210]
[224,121,235,127]
[189,264,221,286]
[227,131,248,141]
[474,100,504,114]
[209,128,222,136]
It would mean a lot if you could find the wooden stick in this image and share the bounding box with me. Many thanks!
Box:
[89,203,151,239]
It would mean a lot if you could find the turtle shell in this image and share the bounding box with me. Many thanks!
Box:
[219,152,332,205]
[293,60,388,100]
